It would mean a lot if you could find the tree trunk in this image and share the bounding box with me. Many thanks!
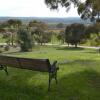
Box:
[68,43,69,47]
[40,42,42,46]
[75,43,77,48]
[99,48,100,53]
[11,33,14,46]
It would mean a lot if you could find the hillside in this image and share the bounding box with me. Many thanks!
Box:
[0,17,92,25]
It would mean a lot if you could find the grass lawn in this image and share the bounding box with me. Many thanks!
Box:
[0,45,100,100]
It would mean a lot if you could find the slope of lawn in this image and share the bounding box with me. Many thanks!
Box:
[0,45,100,100]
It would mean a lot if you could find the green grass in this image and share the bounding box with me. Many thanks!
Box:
[0,46,100,100]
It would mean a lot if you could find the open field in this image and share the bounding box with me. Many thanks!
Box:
[0,46,100,100]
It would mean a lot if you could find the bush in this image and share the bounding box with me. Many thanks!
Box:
[4,45,10,51]
[17,28,33,52]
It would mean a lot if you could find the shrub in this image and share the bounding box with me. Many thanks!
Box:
[17,28,33,52]
[4,45,10,51]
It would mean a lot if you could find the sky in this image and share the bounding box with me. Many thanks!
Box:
[0,0,80,17]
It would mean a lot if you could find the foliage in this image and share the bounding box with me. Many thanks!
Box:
[32,29,52,45]
[57,30,65,44]
[7,19,22,28]
[2,32,11,45]
[56,23,64,28]
[45,0,100,24]
[17,28,33,52]
[50,30,59,44]
[65,23,86,47]
[45,0,80,10]
[4,45,10,51]
[0,28,6,33]
[5,19,22,46]
[29,20,49,45]
[85,23,100,46]
[78,0,100,22]
[0,19,22,46]
[29,20,48,29]
[91,35,100,46]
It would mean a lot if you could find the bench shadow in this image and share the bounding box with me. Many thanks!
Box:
[54,69,100,100]
[58,59,100,67]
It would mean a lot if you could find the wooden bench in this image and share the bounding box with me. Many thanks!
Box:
[0,55,59,91]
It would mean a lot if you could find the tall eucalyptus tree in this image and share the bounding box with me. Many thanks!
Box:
[6,19,22,46]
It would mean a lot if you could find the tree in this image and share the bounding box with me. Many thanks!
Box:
[6,19,22,46]
[0,28,6,33]
[17,28,33,52]
[2,32,11,45]
[65,23,86,47]
[45,0,100,23]
[29,20,49,45]
[56,23,64,28]
[29,20,48,29]
[45,0,80,10]
[57,30,65,44]
[86,23,100,37]
[78,0,100,23]
[7,19,22,28]
[85,23,100,46]
[32,28,51,45]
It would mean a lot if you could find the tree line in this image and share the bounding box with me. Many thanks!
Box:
[0,18,100,52]
[0,19,54,52]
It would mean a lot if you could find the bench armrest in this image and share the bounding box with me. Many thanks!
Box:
[49,61,59,73]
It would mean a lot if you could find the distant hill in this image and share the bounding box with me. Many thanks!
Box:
[0,17,92,25]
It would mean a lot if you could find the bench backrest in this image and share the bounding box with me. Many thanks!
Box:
[0,55,51,72]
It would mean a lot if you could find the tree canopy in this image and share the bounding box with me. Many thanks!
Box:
[7,19,22,28]
[78,0,100,22]
[45,0,80,10]
[17,28,33,52]
[45,0,100,23]
[65,23,86,47]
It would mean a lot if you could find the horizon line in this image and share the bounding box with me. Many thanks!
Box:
[0,16,80,18]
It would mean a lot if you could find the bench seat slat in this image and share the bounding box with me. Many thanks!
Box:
[19,58,50,72]
[0,55,51,72]
[0,56,19,68]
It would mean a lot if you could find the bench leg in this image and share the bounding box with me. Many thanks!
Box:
[3,66,8,75]
[48,73,52,91]
[0,65,8,75]
[48,70,58,91]
[0,65,3,70]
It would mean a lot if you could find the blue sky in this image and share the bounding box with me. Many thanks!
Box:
[0,0,79,17]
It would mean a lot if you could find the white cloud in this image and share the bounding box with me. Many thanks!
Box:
[0,0,79,17]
